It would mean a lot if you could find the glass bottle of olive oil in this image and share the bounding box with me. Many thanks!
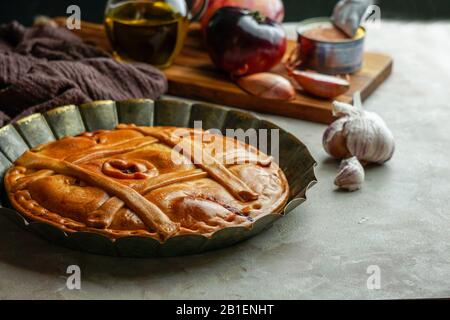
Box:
[104,0,190,68]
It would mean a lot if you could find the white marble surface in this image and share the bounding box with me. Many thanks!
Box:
[1,21,450,299]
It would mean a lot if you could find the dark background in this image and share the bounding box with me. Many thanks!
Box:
[0,0,449,25]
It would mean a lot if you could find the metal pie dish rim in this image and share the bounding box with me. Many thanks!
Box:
[0,98,317,257]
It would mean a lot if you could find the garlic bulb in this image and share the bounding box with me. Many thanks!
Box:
[335,157,365,191]
[323,93,395,191]
[323,98,395,164]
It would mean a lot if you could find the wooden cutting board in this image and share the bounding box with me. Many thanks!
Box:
[53,18,392,124]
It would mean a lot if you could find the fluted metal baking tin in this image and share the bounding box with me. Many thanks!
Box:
[0,98,317,257]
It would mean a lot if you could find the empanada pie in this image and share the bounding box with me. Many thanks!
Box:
[5,125,289,241]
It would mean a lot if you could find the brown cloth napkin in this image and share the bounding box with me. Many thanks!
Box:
[0,21,168,126]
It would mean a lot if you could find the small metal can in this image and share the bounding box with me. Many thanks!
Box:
[296,17,365,75]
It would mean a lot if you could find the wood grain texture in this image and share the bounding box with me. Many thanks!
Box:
[53,18,393,124]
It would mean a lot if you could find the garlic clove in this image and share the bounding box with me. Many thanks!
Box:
[289,70,350,99]
[322,117,352,159]
[236,72,296,101]
[334,157,365,191]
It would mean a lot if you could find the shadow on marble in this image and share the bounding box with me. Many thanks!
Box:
[321,156,392,175]
[0,214,254,280]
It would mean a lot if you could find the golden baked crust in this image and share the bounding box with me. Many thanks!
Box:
[5,125,289,241]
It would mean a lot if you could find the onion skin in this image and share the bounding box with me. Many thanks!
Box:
[196,0,285,30]
[205,7,287,76]
[289,70,350,99]
[236,72,295,101]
